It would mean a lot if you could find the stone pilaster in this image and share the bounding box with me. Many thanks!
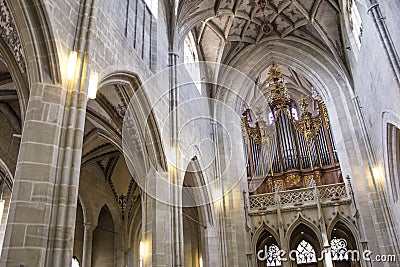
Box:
[82,224,96,267]
[0,81,87,267]
[142,171,173,267]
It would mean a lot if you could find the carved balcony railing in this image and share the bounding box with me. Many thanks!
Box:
[249,183,348,210]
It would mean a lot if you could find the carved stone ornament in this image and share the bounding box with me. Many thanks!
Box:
[0,0,26,73]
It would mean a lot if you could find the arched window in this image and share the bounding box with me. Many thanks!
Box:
[387,123,400,203]
[184,31,202,94]
[291,107,299,121]
[184,31,198,63]
[72,256,80,267]
[348,0,363,49]
[266,244,282,266]
[296,240,317,264]
[268,111,275,125]
[330,237,349,261]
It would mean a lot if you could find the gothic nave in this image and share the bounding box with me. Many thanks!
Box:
[0,0,399,266]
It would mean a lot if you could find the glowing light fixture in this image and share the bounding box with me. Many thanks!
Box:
[199,257,203,267]
[139,240,145,267]
[88,72,99,99]
[139,240,145,260]
[372,165,384,183]
[67,51,78,80]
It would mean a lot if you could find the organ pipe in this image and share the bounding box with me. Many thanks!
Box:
[242,65,343,194]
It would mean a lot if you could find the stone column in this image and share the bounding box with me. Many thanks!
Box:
[168,50,184,267]
[275,192,290,267]
[367,1,400,88]
[142,171,173,267]
[0,82,86,267]
[82,224,97,267]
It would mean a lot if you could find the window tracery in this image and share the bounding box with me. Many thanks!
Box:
[184,31,202,94]
[296,240,317,264]
[330,237,349,261]
[349,0,363,49]
[72,257,80,267]
[266,244,282,266]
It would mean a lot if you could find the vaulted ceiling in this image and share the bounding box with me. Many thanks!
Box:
[83,83,138,210]
[178,0,346,69]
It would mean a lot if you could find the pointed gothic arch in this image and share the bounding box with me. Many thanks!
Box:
[328,219,361,267]
[92,205,117,267]
[254,226,282,267]
[287,217,323,267]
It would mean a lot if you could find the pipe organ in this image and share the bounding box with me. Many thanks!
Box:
[242,65,342,194]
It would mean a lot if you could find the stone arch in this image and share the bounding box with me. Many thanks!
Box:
[0,42,28,124]
[252,223,280,250]
[287,219,323,267]
[0,158,12,190]
[327,214,360,245]
[327,218,361,266]
[77,194,88,227]
[6,0,61,85]
[183,156,215,224]
[82,128,123,160]
[0,158,12,254]
[93,198,123,237]
[92,205,117,267]
[176,4,215,45]
[97,71,168,177]
[252,224,281,267]
[286,215,323,251]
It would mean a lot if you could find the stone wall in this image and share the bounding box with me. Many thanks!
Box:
[46,0,169,84]
[346,0,400,244]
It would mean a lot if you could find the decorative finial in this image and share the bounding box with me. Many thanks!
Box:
[300,95,310,112]
[255,105,263,120]
[268,64,283,83]
[267,64,290,108]
[255,0,268,9]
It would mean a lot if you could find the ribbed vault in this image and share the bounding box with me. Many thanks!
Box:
[177,0,346,73]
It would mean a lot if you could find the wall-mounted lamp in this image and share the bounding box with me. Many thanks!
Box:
[199,257,203,267]
[139,240,145,261]
[88,72,99,99]
[372,165,384,184]
[67,51,78,81]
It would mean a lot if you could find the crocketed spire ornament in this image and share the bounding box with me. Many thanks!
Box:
[267,64,291,112]
[254,0,268,9]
